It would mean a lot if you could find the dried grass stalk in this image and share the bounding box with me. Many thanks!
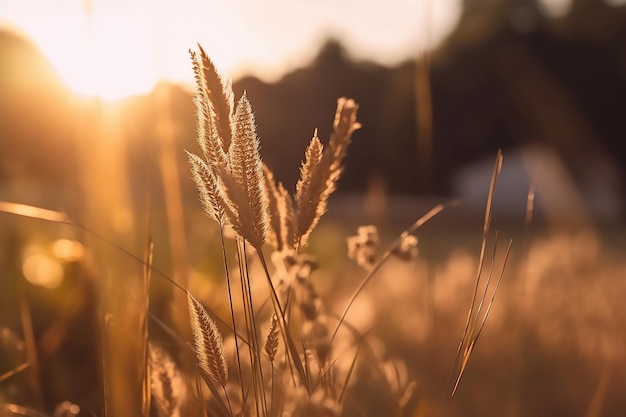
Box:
[190,50,229,170]
[149,343,185,417]
[187,293,228,387]
[264,165,286,251]
[186,151,225,223]
[264,164,296,251]
[228,92,268,249]
[195,44,234,151]
[264,314,280,362]
[189,48,358,254]
[189,51,270,249]
[329,97,361,161]
[216,165,264,249]
[295,131,325,247]
[295,99,360,248]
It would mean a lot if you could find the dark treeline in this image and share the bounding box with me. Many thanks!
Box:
[235,0,626,199]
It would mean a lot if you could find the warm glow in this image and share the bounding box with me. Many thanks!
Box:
[51,239,85,262]
[0,0,462,99]
[22,249,64,289]
[1,1,159,100]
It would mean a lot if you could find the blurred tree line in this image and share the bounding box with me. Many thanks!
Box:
[1,0,625,215]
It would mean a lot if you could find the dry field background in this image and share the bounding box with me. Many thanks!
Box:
[1,90,624,416]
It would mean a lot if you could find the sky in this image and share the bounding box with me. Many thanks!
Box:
[0,0,464,100]
[0,0,591,100]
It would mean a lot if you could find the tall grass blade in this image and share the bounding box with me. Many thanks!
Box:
[140,221,154,417]
[451,238,512,396]
[18,297,44,408]
[447,149,506,397]
[256,252,310,392]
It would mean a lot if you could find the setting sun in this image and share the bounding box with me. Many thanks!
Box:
[63,4,160,100]
[1,1,161,100]
[0,0,462,100]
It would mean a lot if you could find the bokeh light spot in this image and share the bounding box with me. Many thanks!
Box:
[51,239,85,262]
[22,252,63,289]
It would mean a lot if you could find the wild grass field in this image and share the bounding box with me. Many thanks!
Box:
[0,46,625,417]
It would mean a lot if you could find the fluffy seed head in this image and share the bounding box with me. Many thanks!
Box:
[187,293,228,387]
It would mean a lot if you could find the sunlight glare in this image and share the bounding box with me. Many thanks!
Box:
[1,0,463,96]
[77,3,159,100]
[1,1,159,100]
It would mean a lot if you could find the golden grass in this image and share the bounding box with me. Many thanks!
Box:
[0,45,547,417]
[181,45,508,417]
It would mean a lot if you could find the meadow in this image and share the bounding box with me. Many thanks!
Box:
[0,46,624,417]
